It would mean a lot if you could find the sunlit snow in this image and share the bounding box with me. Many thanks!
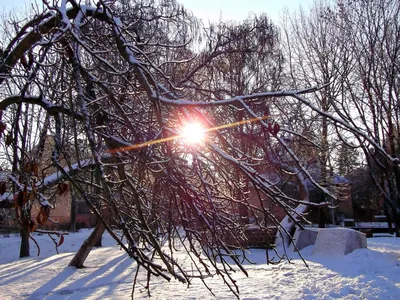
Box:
[0,230,399,299]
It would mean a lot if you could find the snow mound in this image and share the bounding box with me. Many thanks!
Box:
[2,231,400,299]
[312,228,367,256]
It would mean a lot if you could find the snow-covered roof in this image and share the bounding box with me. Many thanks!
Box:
[332,174,350,185]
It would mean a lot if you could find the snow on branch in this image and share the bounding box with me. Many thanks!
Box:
[0,95,83,120]
[0,157,102,209]
[36,158,95,188]
[0,4,114,85]
[154,85,326,107]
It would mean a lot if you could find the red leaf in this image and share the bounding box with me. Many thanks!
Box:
[32,162,39,176]
[272,123,280,136]
[0,122,6,134]
[267,123,273,134]
[29,219,37,232]
[36,212,42,225]
[57,183,69,195]
[58,235,64,247]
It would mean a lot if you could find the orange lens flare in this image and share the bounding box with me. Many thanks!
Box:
[108,114,270,154]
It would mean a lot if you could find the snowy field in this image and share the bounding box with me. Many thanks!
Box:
[1,229,400,299]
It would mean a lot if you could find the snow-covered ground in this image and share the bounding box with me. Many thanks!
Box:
[1,229,400,299]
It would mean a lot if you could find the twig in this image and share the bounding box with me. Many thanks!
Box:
[29,234,40,256]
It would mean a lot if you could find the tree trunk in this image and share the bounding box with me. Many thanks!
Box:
[70,187,78,232]
[19,227,30,258]
[394,214,400,237]
[68,221,105,268]
[94,218,103,247]
[384,204,393,235]
[395,224,400,237]
[318,207,327,229]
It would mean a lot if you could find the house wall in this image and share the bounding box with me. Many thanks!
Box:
[32,135,74,229]
[247,183,354,226]
[335,184,354,219]
[31,191,72,229]
[247,189,287,225]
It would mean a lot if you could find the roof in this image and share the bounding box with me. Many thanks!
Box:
[332,174,351,185]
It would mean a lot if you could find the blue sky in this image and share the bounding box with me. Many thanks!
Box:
[1,0,31,13]
[2,0,314,22]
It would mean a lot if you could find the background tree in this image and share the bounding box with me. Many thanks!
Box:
[281,0,400,233]
[336,142,360,177]
[318,0,400,234]
[348,167,381,222]
[281,1,346,226]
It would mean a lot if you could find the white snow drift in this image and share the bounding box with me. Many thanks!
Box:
[0,230,399,299]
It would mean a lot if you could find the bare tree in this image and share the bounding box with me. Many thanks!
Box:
[281,0,358,226]
[0,0,334,297]
[309,0,400,234]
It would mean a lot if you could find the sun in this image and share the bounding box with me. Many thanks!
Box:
[181,122,205,144]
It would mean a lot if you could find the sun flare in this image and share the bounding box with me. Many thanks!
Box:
[181,122,205,144]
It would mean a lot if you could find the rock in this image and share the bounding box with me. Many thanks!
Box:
[292,228,319,250]
[312,227,367,256]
